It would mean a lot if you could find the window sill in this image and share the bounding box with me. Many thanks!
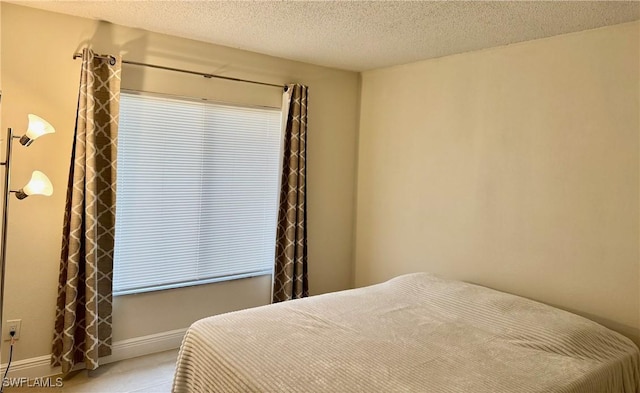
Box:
[113,270,273,297]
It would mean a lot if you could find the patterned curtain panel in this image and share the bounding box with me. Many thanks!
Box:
[52,49,121,374]
[273,84,309,302]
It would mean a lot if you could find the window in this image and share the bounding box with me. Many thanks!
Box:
[113,92,282,295]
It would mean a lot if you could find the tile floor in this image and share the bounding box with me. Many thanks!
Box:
[5,350,178,393]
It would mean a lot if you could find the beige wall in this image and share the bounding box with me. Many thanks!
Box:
[355,22,640,345]
[1,3,359,362]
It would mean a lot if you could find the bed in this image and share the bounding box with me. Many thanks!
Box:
[172,273,640,393]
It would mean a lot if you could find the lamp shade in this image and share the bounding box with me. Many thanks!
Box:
[15,171,53,200]
[19,114,55,146]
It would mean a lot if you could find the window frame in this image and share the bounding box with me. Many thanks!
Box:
[112,89,284,296]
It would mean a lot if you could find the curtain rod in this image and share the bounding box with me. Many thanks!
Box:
[73,53,286,90]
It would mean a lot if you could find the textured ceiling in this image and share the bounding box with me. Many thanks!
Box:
[9,1,640,71]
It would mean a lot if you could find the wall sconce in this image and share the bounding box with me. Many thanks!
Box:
[0,114,55,364]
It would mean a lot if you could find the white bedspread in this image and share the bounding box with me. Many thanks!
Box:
[172,273,640,393]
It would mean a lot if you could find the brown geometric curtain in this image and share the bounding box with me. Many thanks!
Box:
[52,48,121,374]
[273,84,308,302]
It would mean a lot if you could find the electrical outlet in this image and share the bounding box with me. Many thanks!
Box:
[5,319,21,341]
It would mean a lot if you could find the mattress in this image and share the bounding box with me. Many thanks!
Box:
[172,273,640,393]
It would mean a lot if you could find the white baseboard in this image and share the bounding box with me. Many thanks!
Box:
[0,328,186,379]
[0,355,52,379]
[102,327,186,365]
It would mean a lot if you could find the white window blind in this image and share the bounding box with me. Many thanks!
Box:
[113,92,282,295]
